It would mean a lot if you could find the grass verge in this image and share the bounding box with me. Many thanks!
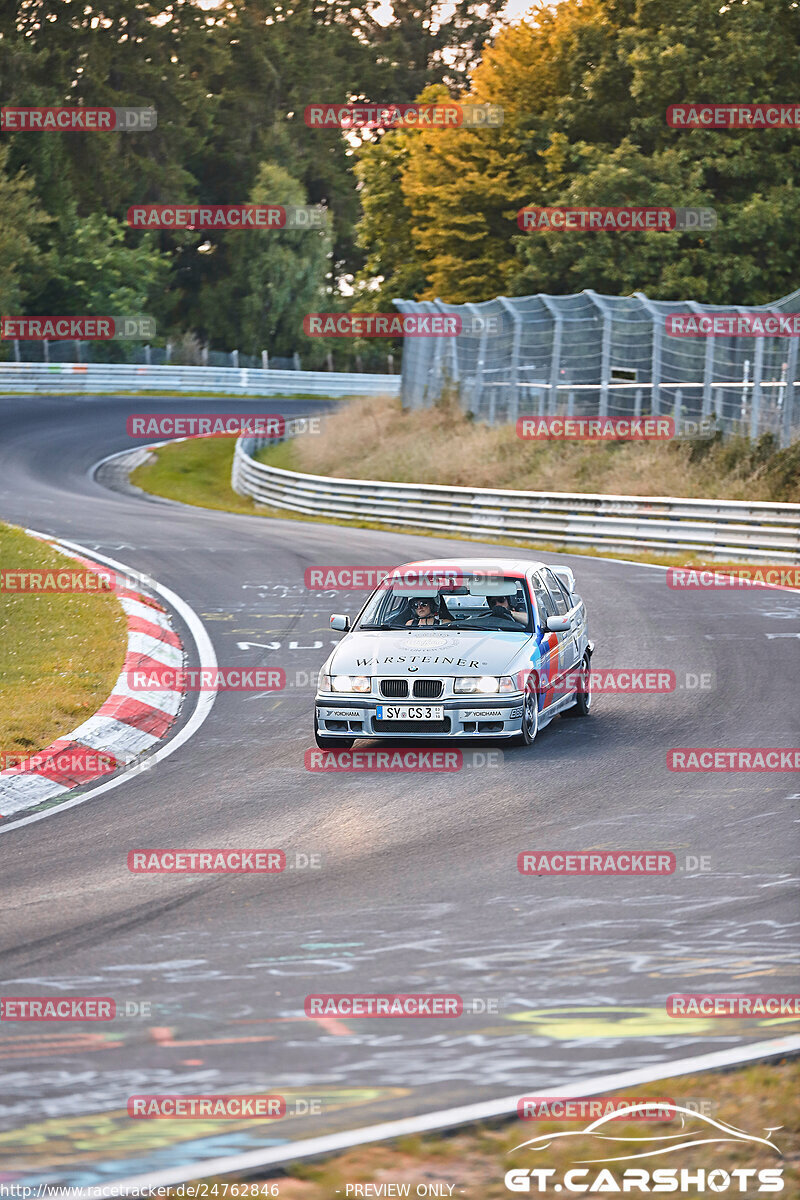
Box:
[173,1057,799,1198]
[130,437,767,571]
[267,393,800,503]
[0,522,128,760]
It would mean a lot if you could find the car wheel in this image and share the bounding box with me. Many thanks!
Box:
[565,653,592,717]
[314,716,355,750]
[516,674,539,746]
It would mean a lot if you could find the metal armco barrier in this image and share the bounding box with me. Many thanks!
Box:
[232,435,800,562]
[0,361,401,398]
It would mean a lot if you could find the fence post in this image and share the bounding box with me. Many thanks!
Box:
[539,294,562,416]
[355,353,363,373]
[262,349,268,371]
[567,390,575,416]
[498,296,521,424]
[674,388,682,430]
[293,352,301,370]
[43,338,49,364]
[782,334,797,448]
[634,388,642,418]
[231,349,239,368]
[75,339,81,364]
[750,337,764,440]
[144,344,151,366]
[466,301,488,420]
[13,339,20,363]
[165,341,172,364]
[633,292,661,415]
[388,353,394,374]
[327,350,334,371]
[585,290,611,416]
[202,343,209,367]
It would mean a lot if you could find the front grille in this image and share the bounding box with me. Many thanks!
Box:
[373,718,451,734]
[412,679,443,699]
[380,679,408,698]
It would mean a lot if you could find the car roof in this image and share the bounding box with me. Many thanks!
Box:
[395,557,547,575]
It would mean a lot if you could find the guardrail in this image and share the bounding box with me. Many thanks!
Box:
[232,434,800,562]
[0,361,401,398]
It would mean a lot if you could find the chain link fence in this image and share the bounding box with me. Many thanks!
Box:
[394,288,800,445]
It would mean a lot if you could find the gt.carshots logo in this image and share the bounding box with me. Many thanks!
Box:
[668,748,799,771]
[304,994,462,1017]
[504,1103,785,1193]
[126,415,285,439]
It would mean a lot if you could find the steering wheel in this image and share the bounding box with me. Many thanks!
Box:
[488,607,520,625]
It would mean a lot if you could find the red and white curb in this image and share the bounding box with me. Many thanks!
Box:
[0,535,189,822]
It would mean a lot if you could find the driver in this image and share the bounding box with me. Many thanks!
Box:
[406,597,451,626]
[487,594,528,625]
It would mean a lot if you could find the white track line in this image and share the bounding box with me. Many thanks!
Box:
[85,1034,800,1196]
[0,537,217,835]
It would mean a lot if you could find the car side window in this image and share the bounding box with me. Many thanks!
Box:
[542,569,570,616]
[531,574,556,627]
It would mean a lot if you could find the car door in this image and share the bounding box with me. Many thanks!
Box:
[542,568,581,673]
[530,571,561,712]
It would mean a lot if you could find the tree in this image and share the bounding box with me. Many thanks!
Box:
[197,161,332,356]
[0,146,51,334]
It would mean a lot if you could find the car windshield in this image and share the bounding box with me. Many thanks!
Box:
[356,573,533,632]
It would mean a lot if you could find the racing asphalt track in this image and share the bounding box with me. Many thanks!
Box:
[0,393,799,1186]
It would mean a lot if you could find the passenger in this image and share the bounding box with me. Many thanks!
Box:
[405,597,451,626]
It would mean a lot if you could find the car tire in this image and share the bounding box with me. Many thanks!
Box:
[564,652,592,717]
[515,673,539,746]
[314,716,355,750]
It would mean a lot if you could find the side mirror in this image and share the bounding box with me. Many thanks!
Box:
[546,614,571,633]
[330,614,350,632]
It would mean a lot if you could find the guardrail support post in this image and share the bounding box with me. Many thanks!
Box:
[231,349,239,368]
[262,350,268,370]
[43,338,49,364]
[13,339,20,362]
[144,344,151,366]
[165,341,172,364]
[293,352,301,370]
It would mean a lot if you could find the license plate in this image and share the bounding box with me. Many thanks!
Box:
[376,704,444,721]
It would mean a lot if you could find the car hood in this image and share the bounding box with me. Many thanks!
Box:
[329,629,533,676]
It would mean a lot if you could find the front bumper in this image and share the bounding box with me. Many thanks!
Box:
[314,695,525,739]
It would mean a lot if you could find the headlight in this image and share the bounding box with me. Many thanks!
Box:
[454,675,517,694]
[332,675,371,693]
[317,669,332,692]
